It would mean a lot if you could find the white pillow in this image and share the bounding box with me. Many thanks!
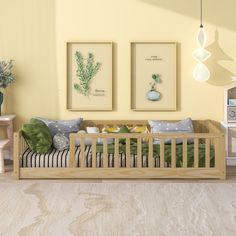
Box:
[86,127,99,133]
[75,129,113,146]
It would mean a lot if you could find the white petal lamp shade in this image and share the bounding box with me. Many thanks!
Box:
[193,62,210,82]
[197,27,206,47]
[193,1,210,82]
[192,48,211,62]
[193,26,211,82]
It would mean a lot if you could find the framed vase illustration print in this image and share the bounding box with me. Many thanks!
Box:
[67,42,113,110]
[131,42,177,111]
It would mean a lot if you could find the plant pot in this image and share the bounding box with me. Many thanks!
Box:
[146,90,161,101]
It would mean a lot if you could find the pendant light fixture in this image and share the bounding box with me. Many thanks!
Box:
[192,0,211,82]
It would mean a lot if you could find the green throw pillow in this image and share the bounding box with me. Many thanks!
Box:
[118,125,130,133]
[22,118,52,154]
[116,126,130,144]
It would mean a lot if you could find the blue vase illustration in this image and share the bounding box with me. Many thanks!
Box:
[146,89,161,101]
[146,74,161,101]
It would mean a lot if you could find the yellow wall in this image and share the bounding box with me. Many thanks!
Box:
[1,0,236,130]
[0,0,58,130]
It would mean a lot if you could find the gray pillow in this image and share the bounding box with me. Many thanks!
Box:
[36,117,83,138]
[148,118,194,144]
[53,133,69,151]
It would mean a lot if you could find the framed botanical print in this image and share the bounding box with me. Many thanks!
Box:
[131,42,177,110]
[67,42,113,110]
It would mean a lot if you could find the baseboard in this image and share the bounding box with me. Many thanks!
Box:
[226,157,236,166]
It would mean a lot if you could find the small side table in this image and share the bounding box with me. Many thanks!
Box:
[0,114,16,160]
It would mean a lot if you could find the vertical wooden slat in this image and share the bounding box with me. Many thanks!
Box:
[69,134,76,168]
[92,139,96,168]
[103,139,108,168]
[220,135,226,179]
[160,139,164,168]
[126,138,131,168]
[205,138,210,168]
[215,136,226,179]
[182,138,187,168]
[214,137,221,169]
[148,138,154,168]
[194,138,199,168]
[171,139,176,168]
[13,133,20,179]
[80,138,85,168]
[210,137,215,166]
[137,137,142,168]
[214,137,221,170]
[114,138,119,168]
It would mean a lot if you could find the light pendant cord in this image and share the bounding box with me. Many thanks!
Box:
[200,0,203,28]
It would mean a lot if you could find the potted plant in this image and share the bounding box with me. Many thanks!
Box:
[0,60,15,115]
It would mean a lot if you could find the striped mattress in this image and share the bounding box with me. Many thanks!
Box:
[20,146,158,168]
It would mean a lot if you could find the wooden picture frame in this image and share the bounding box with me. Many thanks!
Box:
[131,42,177,111]
[66,42,113,111]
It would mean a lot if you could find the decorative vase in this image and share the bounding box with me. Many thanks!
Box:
[0,91,3,116]
[146,90,161,101]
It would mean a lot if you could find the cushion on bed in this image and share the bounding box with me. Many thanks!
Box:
[130,126,150,142]
[110,125,130,143]
[86,127,100,133]
[74,130,92,146]
[96,142,215,168]
[76,129,97,146]
[21,142,215,168]
[102,127,117,133]
[102,125,130,133]
[118,125,130,133]
[53,133,69,151]
[148,118,194,144]
[75,130,114,146]
[22,118,52,154]
[35,117,83,138]
[130,126,149,134]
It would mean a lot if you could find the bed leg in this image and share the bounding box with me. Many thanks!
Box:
[13,132,20,180]
[220,135,226,180]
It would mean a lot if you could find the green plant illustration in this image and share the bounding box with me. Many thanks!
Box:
[74,51,102,96]
[149,74,161,90]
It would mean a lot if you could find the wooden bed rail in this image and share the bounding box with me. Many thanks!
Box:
[13,131,28,179]
[68,132,226,179]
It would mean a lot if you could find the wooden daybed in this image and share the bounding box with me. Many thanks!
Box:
[13,120,226,179]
